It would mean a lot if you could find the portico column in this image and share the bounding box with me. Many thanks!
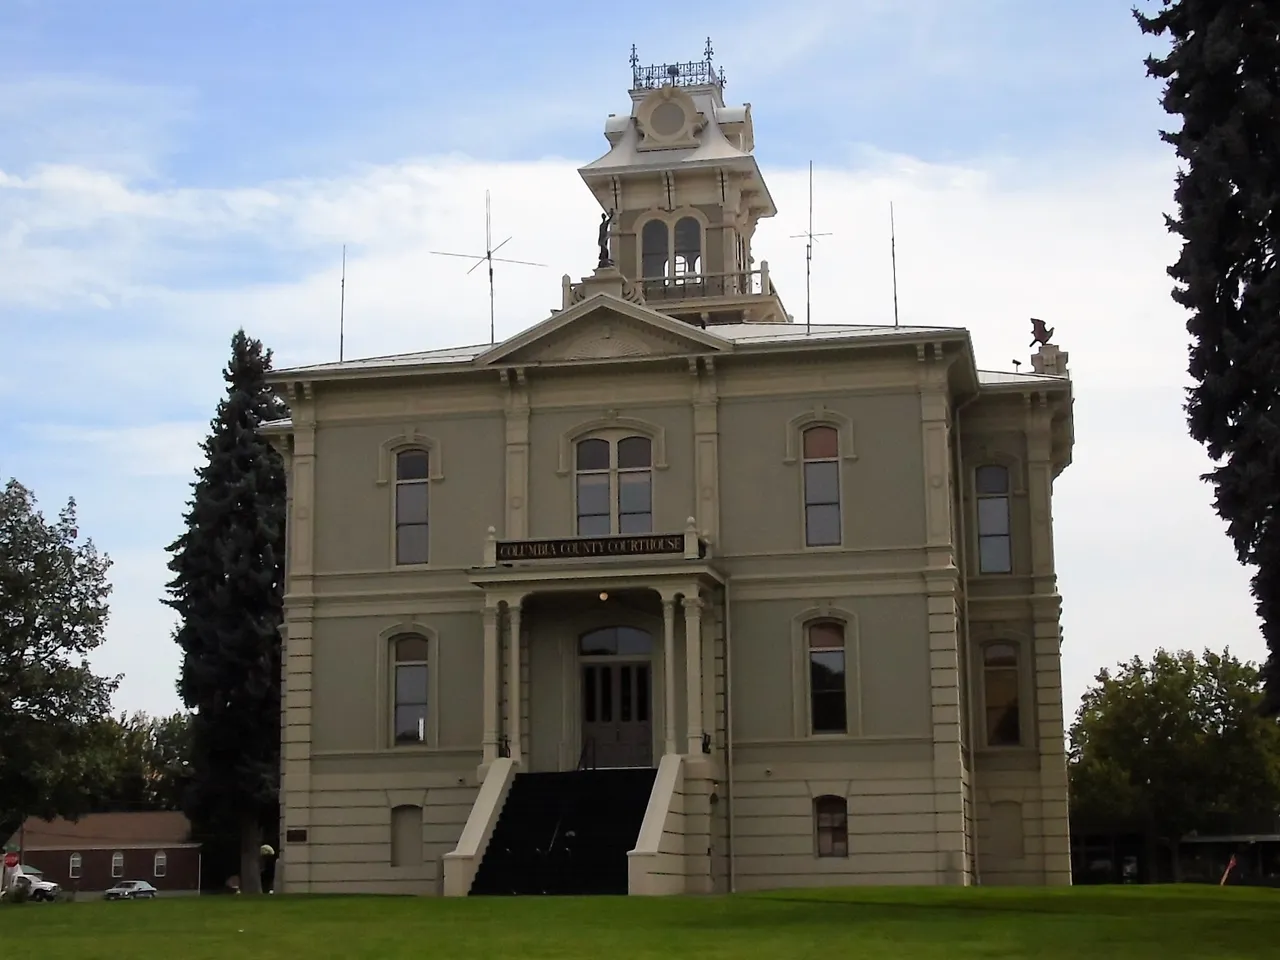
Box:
[662,597,678,755]
[482,605,500,766]
[683,594,704,755]
[506,600,523,764]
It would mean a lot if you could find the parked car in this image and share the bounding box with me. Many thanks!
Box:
[104,880,158,900]
[8,867,60,902]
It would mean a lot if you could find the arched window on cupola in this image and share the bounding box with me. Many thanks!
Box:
[641,220,669,280]
[673,217,702,278]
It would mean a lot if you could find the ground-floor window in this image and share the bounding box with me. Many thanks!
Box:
[814,795,849,858]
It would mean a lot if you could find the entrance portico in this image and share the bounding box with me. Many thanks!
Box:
[469,521,723,777]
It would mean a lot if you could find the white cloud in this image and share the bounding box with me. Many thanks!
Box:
[3,125,1262,725]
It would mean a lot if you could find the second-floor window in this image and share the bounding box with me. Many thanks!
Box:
[575,436,652,536]
[395,449,430,565]
[803,426,841,547]
[983,642,1021,747]
[975,465,1011,573]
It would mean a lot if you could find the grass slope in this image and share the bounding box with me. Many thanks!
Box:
[1,886,1276,959]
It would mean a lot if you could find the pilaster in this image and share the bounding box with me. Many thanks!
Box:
[661,596,678,756]
[690,356,721,545]
[502,368,531,540]
[281,391,317,891]
[1026,397,1071,884]
[481,605,500,773]
[918,344,956,570]
[506,601,523,764]
[927,571,969,885]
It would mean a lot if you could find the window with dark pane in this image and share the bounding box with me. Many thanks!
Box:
[641,220,669,279]
[814,795,849,857]
[617,435,653,534]
[395,450,430,565]
[393,635,429,744]
[576,438,612,536]
[983,643,1021,746]
[673,217,701,276]
[808,621,847,734]
[802,425,841,547]
[975,465,1012,573]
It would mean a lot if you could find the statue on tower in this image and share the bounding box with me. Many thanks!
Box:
[1029,317,1055,348]
[597,209,616,268]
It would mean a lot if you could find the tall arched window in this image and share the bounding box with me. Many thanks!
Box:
[802,425,841,547]
[395,449,430,565]
[393,634,430,744]
[673,217,702,277]
[575,435,652,535]
[641,220,669,279]
[807,621,847,734]
[111,851,124,878]
[975,465,1011,573]
[983,643,1021,747]
[153,851,168,878]
[68,853,82,878]
[813,795,849,857]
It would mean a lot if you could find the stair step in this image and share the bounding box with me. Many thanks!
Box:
[470,768,658,897]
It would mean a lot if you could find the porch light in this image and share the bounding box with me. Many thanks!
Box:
[599,591,609,601]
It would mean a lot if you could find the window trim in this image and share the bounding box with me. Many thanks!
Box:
[375,624,441,750]
[376,432,444,485]
[790,607,861,738]
[973,463,1013,575]
[68,852,81,878]
[153,851,167,878]
[813,794,850,858]
[570,432,656,537]
[111,851,124,878]
[978,638,1026,750]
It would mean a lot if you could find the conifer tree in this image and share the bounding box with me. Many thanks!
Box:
[166,330,287,892]
[1136,2,1280,710]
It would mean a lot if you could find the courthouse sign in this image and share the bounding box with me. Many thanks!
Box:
[495,534,690,563]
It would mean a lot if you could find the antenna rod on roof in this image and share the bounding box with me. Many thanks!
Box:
[890,202,900,329]
[790,160,832,335]
[430,190,547,345]
[339,244,347,362]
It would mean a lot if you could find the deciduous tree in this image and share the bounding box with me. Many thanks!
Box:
[166,330,287,893]
[1136,1,1280,710]
[0,479,119,842]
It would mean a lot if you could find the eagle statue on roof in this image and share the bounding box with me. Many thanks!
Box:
[1030,317,1055,348]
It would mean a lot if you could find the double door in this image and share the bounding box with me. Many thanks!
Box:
[581,661,652,768]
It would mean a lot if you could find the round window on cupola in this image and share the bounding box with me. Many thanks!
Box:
[649,100,687,137]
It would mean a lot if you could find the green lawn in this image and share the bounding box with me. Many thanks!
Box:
[2,886,1277,959]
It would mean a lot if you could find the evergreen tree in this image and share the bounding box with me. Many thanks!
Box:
[166,330,287,893]
[1136,2,1280,711]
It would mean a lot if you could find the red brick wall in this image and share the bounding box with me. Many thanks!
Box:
[22,847,201,894]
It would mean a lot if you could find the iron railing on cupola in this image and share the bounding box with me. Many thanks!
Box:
[629,37,726,91]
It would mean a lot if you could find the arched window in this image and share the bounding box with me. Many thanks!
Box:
[813,795,849,857]
[392,634,430,744]
[983,643,1021,747]
[579,626,653,657]
[975,465,1011,573]
[807,621,847,734]
[68,853,82,878]
[641,220,669,279]
[802,425,841,547]
[395,449,430,565]
[390,804,423,867]
[111,851,124,878]
[673,217,702,277]
[575,435,652,535]
[153,851,168,878]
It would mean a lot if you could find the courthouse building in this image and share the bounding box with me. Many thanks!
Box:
[263,49,1076,896]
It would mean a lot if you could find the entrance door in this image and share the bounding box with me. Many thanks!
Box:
[579,626,653,768]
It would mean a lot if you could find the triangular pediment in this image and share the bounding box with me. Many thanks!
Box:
[476,293,731,366]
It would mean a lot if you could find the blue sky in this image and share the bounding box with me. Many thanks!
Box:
[3,0,1256,719]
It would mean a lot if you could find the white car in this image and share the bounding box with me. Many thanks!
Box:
[104,880,158,900]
